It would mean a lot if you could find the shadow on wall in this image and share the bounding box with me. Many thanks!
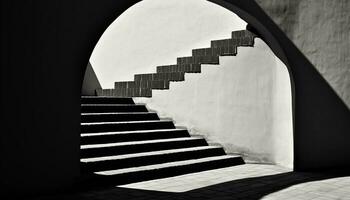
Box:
[82,62,102,96]
[254,0,350,108]
[254,0,302,38]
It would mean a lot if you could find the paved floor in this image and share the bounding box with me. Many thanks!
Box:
[34,164,350,200]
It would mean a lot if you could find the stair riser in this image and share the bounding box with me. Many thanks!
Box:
[211,38,254,48]
[156,64,201,73]
[81,121,175,133]
[81,130,190,145]
[81,105,148,113]
[81,113,159,123]
[81,97,134,105]
[81,148,226,172]
[96,88,152,97]
[83,157,244,187]
[232,30,256,39]
[115,80,170,90]
[232,30,248,38]
[134,73,184,82]
[192,46,237,57]
[80,139,207,158]
[236,37,255,46]
[177,56,219,65]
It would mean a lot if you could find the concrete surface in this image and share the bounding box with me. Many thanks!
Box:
[255,0,350,108]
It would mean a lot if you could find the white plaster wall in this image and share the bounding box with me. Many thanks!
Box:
[90,0,293,168]
[134,40,293,168]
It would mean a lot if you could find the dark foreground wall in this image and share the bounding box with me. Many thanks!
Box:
[0,0,140,197]
[1,0,349,198]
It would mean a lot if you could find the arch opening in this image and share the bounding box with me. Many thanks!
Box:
[83,0,294,169]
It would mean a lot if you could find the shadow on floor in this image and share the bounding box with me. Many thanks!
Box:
[29,169,350,200]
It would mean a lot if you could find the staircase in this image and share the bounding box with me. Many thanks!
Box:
[81,30,257,186]
[96,29,257,97]
[80,96,244,186]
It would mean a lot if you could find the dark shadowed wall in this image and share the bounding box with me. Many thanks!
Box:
[0,0,140,197]
[82,62,101,96]
[255,0,350,108]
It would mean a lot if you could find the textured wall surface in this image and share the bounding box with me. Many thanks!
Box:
[134,39,293,168]
[255,0,350,108]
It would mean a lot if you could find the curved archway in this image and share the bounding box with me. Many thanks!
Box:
[83,0,350,171]
[86,0,293,168]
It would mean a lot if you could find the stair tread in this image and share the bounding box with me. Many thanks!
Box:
[81,128,186,137]
[81,146,222,163]
[81,136,203,149]
[81,119,172,126]
[94,155,240,175]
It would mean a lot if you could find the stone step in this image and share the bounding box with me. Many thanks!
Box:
[81,119,175,133]
[96,88,152,97]
[211,37,254,48]
[81,146,225,172]
[80,136,207,158]
[81,96,134,104]
[81,128,189,144]
[231,30,256,39]
[156,64,201,73]
[81,112,159,123]
[211,38,236,48]
[177,56,219,65]
[114,80,170,90]
[81,104,148,113]
[192,46,237,57]
[134,72,184,82]
[86,155,244,186]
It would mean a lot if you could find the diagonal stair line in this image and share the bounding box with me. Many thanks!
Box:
[81,136,204,149]
[97,29,257,97]
[81,146,222,163]
[81,128,186,137]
